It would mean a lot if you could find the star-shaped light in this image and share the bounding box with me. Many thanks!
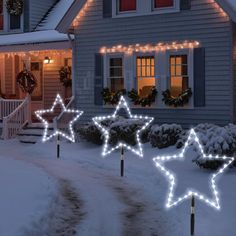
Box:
[93,96,153,157]
[153,129,234,210]
[35,94,83,143]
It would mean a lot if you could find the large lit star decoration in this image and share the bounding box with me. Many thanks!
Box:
[35,94,83,143]
[153,129,234,210]
[93,96,153,157]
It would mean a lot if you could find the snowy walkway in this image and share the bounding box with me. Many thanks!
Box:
[0,140,235,236]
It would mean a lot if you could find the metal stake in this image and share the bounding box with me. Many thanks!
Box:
[57,134,60,159]
[121,146,124,177]
[191,195,195,236]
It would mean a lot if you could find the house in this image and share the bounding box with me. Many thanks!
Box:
[0,0,74,139]
[55,0,236,128]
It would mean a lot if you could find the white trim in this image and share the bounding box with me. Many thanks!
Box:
[112,0,180,18]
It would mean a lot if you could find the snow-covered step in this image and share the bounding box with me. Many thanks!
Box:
[17,123,54,144]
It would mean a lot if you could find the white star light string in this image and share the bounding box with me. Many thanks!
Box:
[93,96,154,157]
[153,129,234,210]
[35,94,83,143]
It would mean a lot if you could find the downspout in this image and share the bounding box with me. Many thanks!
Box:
[67,33,76,98]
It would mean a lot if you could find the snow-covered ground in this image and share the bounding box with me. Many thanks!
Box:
[0,139,235,236]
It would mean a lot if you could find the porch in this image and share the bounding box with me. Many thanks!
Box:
[0,49,73,140]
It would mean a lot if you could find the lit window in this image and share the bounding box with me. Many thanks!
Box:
[154,0,174,8]
[169,55,188,97]
[0,0,3,30]
[136,56,155,98]
[119,0,136,12]
[109,58,124,92]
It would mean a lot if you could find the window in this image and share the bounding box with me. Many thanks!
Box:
[169,55,188,97]
[119,0,136,12]
[154,0,174,8]
[136,56,155,98]
[10,15,21,30]
[109,58,124,92]
[0,0,3,30]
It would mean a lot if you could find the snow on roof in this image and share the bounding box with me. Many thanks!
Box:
[0,30,69,46]
[36,0,74,31]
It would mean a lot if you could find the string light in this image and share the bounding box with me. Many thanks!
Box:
[92,96,153,157]
[153,129,234,210]
[0,49,71,59]
[35,94,83,143]
[72,0,93,27]
[100,41,200,55]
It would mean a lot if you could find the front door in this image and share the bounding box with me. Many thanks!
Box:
[30,62,43,121]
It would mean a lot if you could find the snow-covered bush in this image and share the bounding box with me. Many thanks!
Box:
[180,123,236,170]
[76,123,103,145]
[149,124,183,149]
[77,117,150,146]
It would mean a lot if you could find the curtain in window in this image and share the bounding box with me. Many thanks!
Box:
[119,0,136,12]
[155,0,174,8]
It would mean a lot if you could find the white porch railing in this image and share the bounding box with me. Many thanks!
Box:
[53,96,75,132]
[2,96,31,140]
[0,99,23,119]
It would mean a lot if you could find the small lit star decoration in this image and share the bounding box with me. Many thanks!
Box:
[35,94,83,143]
[93,96,153,157]
[153,129,234,210]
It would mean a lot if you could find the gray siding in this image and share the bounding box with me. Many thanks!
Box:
[28,0,56,31]
[74,0,234,127]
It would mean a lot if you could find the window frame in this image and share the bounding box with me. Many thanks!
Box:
[0,0,23,33]
[104,54,125,93]
[166,49,194,108]
[117,0,137,14]
[112,0,180,18]
[153,0,176,11]
[135,54,157,105]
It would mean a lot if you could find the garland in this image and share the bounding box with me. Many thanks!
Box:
[59,66,72,88]
[102,88,126,105]
[162,88,192,107]
[6,0,23,16]
[17,69,37,94]
[128,87,158,107]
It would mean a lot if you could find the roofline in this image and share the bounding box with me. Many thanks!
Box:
[56,0,236,33]
[216,0,236,22]
[56,0,87,33]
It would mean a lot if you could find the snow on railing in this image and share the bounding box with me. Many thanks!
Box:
[53,96,75,132]
[2,96,31,140]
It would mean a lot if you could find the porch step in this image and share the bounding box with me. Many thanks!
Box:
[17,123,54,144]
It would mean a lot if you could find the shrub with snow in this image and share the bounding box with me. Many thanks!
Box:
[179,123,236,170]
[149,124,183,149]
[77,117,150,146]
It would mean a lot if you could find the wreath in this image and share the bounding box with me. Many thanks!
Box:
[128,87,158,107]
[162,88,192,107]
[102,88,126,105]
[17,69,37,94]
[59,66,72,87]
[6,0,23,16]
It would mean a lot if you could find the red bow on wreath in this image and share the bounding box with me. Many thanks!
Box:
[17,69,37,94]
